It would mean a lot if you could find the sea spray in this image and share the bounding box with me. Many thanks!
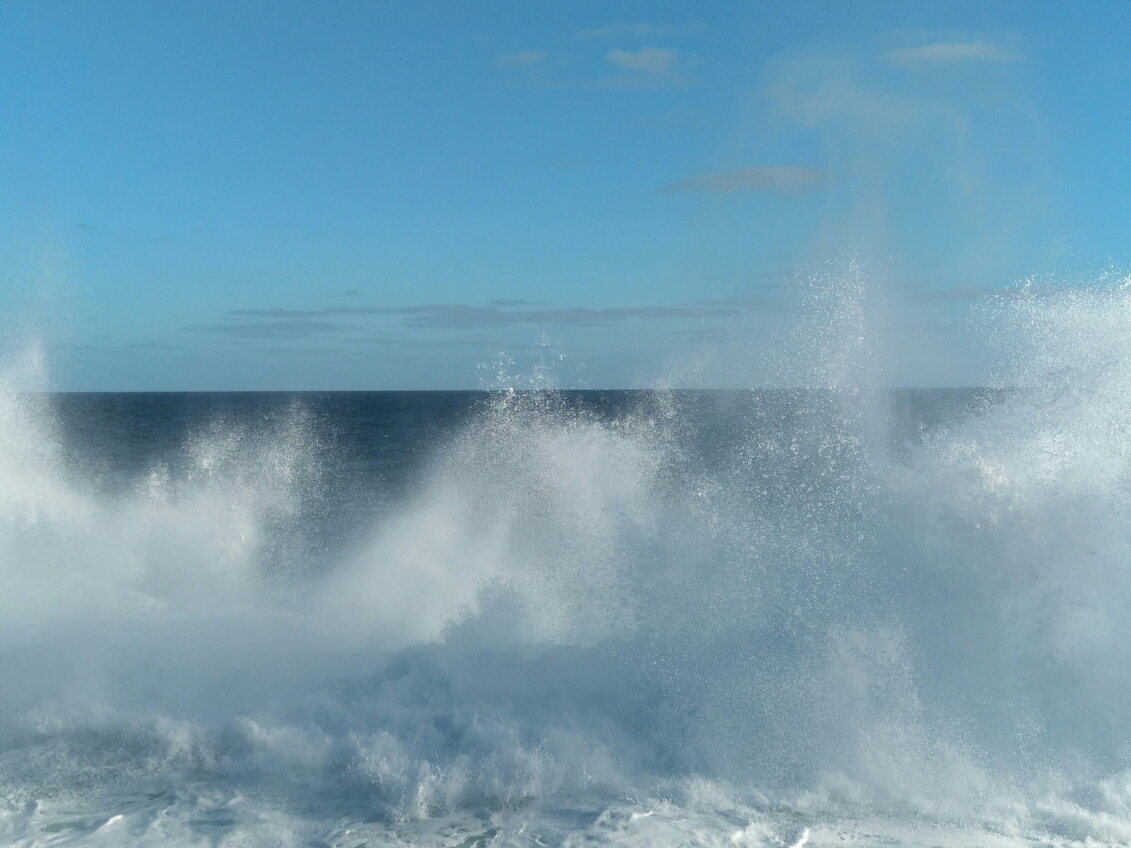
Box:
[4,277,1131,844]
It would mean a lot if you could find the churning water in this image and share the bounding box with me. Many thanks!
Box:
[4,280,1131,846]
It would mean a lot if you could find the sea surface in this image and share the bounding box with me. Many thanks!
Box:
[3,359,1131,845]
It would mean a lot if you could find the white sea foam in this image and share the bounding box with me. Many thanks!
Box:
[3,273,1131,845]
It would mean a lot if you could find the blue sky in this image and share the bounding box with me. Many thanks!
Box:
[1,1,1128,389]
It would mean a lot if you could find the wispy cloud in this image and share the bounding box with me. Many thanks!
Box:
[226,304,735,330]
[607,47,677,75]
[341,335,491,349]
[190,295,779,339]
[396,304,728,329]
[495,50,547,68]
[764,54,925,134]
[494,42,695,91]
[884,41,1024,66]
[186,319,349,339]
[660,166,827,196]
[575,22,705,39]
[597,47,695,89]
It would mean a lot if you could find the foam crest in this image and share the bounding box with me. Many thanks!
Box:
[5,275,1131,844]
[320,392,663,648]
[883,282,1131,772]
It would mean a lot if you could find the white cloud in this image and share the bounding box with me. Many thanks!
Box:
[575,22,705,39]
[659,166,826,195]
[764,54,925,134]
[496,50,548,68]
[884,41,1024,66]
[495,46,694,91]
[606,47,678,76]
[768,77,922,131]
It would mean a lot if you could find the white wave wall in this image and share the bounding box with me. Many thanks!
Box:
[3,275,1131,845]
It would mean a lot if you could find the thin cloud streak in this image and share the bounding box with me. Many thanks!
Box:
[659,166,827,196]
[607,47,677,75]
[575,22,705,39]
[398,304,729,329]
[495,46,695,91]
[596,47,696,90]
[186,319,350,339]
[766,75,923,132]
[495,50,547,68]
[194,295,781,338]
[884,41,1024,66]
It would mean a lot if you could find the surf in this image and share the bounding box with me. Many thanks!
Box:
[3,273,1131,846]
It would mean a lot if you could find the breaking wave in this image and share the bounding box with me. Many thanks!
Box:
[4,274,1131,845]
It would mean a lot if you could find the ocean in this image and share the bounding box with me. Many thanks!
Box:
[2,372,1131,845]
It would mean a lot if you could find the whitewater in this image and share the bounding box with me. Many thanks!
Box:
[4,276,1131,846]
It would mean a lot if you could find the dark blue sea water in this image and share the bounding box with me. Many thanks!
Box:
[3,339,1131,846]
